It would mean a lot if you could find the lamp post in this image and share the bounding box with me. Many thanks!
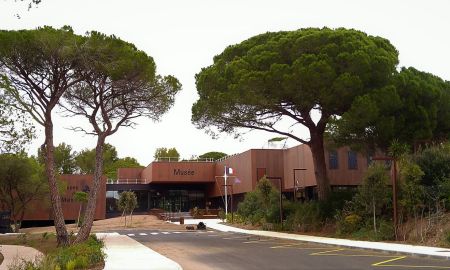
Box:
[222,184,234,222]
[293,168,307,202]
[371,156,398,240]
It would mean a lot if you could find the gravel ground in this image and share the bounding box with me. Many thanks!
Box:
[20,214,184,234]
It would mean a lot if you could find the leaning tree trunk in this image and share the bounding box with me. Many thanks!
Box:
[75,135,105,243]
[309,133,331,201]
[44,118,69,246]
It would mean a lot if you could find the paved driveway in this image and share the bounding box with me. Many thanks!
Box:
[114,229,450,270]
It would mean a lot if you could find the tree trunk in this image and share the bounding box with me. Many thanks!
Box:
[74,135,105,243]
[309,133,330,200]
[14,209,26,233]
[77,204,82,228]
[44,118,69,246]
[130,210,133,226]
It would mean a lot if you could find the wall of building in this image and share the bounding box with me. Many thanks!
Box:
[117,168,144,180]
[148,162,216,183]
[212,150,254,197]
[22,175,106,221]
[327,146,369,186]
[283,144,316,189]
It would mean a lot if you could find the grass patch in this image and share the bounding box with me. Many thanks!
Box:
[0,233,105,270]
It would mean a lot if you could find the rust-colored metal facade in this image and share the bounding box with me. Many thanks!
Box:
[17,144,371,221]
[116,144,370,198]
[18,175,106,221]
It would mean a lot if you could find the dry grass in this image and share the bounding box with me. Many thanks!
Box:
[20,214,183,234]
[0,234,58,254]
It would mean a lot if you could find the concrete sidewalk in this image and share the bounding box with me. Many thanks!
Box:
[0,245,42,270]
[176,218,450,259]
[96,232,182,270]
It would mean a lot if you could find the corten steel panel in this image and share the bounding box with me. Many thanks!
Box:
[149,162,216,183]
[327,146,369,186]
[141,163,153,183]
[283,144,316,189]
[211,150,254,197]
[22,175,106,221]
[117,168,144,180]
[251,149,285,187]
[283,144,370,189]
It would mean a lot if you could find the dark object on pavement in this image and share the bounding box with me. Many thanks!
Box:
[0,211,12,233]
[197,222,206,230]
[186,225,195,230]
[180,216,184,225]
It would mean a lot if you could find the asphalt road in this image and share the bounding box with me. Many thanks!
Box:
[115,229,450,270]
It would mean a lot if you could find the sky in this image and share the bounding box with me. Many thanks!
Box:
[1,0,449,166]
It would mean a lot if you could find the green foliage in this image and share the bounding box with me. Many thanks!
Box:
[330,67,450,151]
[52,235,105,269]
[415,143,450,186]
[38,143,77,174]
[398,156,425,218]
[105,157,143,179]
[198,151,227,161]
[193,28,398,136]
[353,164,391,233]
[154,147,180,161]
[237,176,281,225]
[285,202,323,232]
[237,177,280,224]
[337,213,363,234]
[0,153,48,231]
[75,143,118,175]
[0,88,35,153]
[118,191,138,215]
[73,191,88,203]
[193,27,399,200]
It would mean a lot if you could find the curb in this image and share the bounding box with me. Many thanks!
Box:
[186,219,450,260]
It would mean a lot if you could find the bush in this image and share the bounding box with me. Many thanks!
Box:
[337,213,363,234]
[9,235,106,270]
[225,213,245,224]
[285,202,322,232]
[237,176,281,225]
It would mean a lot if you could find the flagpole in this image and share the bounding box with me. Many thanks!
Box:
[224,166,228,217]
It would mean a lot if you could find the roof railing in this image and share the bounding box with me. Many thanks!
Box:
[107,178,148,184]
[153,157,216,162]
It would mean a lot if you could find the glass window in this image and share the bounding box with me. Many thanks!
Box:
[348,151,358,170]
[329,151,338,169]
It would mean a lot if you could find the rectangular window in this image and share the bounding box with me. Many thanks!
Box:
[329,151,338,169]
[348,151,358,170]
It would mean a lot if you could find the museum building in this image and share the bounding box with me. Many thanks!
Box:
[21,143,372,222]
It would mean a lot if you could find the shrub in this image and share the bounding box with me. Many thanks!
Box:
[285,202,322,232]
[337,213,363,234]
[237,176,280,225]
[48,235,104,269]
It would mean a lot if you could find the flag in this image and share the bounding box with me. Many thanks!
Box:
[227,167,233,175]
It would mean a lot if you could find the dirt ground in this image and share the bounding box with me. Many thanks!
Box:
[20,214,184,234]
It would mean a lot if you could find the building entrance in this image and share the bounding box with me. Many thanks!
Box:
[106,184,207,214]
[149,190,205,212]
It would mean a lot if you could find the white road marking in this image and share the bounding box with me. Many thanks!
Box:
[162,232,170,234]
[173,232,181,234]
[150,232,159,235]
[139,233,147,236]
[127,234,135,236]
